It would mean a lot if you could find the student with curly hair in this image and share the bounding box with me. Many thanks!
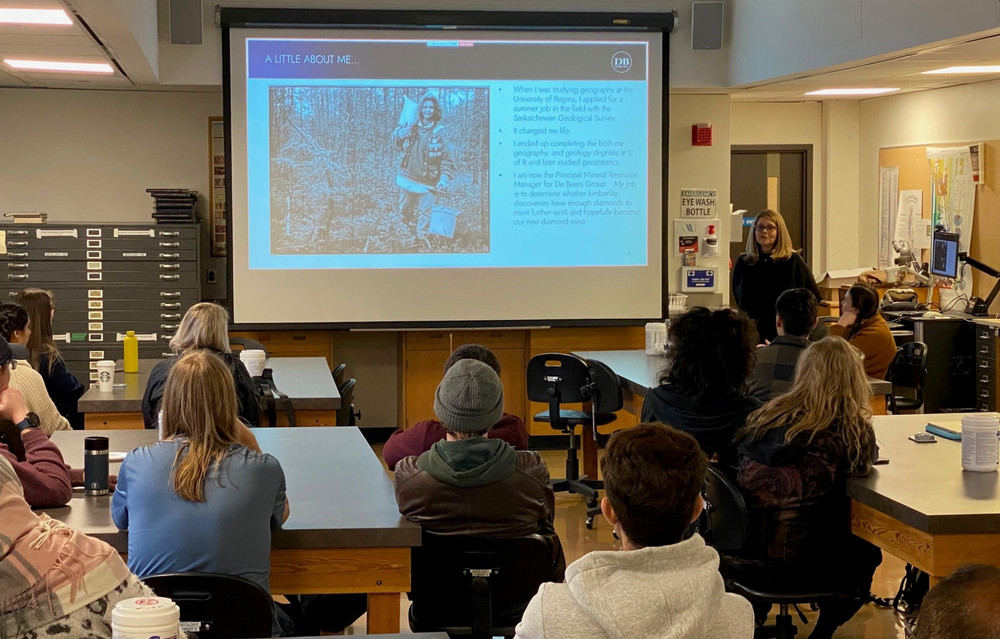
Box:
[640,307,761,464]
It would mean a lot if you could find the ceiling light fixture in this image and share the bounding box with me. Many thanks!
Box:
[3,58,113,73]
[805,88,900,96]
[922,65,1000,74]
[0,8,72,25]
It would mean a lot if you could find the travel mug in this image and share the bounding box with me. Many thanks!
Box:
[84,436,110,495]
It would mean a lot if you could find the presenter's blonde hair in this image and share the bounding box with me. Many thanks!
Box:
[169,302,231,354]
[745,209,795,262]
[737,337,876,474]
[162,350,241,502]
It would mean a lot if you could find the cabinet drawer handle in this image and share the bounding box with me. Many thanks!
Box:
[981,330,991,339]
[160,313,181,320]
[7,252,26,258]
[161,324,179,331]
[5,230,28,237]
[7,274,28,281]
[159,264,180,271]
[161,334,175,341]
[982,390,990,398]
[159,274,180,281]
[160,302,181,309]
[159,231,180,237]
[7,241,27,248]
[8,263,28,270]
[161,352,173,358]
[982,375,991,383]
[159,242,180,248]
[160,291,180,299]
[159,253,180,259]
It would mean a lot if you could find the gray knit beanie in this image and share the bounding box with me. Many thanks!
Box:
[434,359,504,433]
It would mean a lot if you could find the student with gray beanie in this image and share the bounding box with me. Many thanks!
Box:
[393,359,557,539]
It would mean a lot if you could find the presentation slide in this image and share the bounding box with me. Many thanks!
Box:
[228,27,664,326]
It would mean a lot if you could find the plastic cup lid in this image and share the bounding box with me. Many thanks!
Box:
[111,597,180,627]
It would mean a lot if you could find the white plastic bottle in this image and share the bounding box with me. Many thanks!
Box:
[112,597,180,639]
[703,224,720,257]
[961,413,1000,472]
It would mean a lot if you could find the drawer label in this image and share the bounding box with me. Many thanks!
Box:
[86,251,102,259]
[37,229,77,238]
[114,229,154,238]
[87,239,102,248]
[88,322,103,331]
[44,252,68,257]
[88,333,103,342]
[86,273,102,281]
[88,300,103,309]
[117,332,157,342]
[86,261,102,270]
[89,350,104,359]
[70,333,86,342]
[89,372,99,382]
[86,228,102,237]
[89,361,99,370]
[88,311,103,320]
[88,290,103,298]
[123,252,148,257]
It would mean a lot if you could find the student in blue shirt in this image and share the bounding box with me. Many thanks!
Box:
[111,350,288,625]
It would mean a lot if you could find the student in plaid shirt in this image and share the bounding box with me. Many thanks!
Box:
[747,288,818,401]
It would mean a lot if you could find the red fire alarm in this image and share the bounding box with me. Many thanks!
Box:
[692,123,712,146]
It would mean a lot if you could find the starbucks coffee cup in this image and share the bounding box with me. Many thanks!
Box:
[962,413,1000,473]
[111,596,180,639]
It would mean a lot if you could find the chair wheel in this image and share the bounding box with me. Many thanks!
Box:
[585,516,594,529]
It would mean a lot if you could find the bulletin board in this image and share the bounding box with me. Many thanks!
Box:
[878,141,1000,305]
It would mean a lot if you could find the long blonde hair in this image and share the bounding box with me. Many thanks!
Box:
[169,302,231,354]
[745,209,795,263]
[162,350,241,502]
[738,337,876,473]
[14,288,60,373]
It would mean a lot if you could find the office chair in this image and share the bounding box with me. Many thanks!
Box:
[702,465,846,639]
[142,572,273,638]
[331,362,347,389]
[336,377,361,426]
[229,337,269,357]
[887,341,928,414]
[526,354,622,529]
[409,529,564,639]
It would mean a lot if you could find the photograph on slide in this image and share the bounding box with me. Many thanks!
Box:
[268,85,490,255]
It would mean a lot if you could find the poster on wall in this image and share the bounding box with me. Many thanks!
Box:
[680,189,717,218]
[878,166,898,268]
[893,189,922,248]
[926,146,976,255]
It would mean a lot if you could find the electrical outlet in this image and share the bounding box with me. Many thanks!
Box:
[206,268,217,285]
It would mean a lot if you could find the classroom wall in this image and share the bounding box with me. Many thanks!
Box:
[729,0,1000,86]
[858,78,1000,267]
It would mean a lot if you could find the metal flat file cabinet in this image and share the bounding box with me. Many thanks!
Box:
[0,224,201,383]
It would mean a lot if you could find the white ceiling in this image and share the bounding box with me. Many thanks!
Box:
[5,0,1000,99]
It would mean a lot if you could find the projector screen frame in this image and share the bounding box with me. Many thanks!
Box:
[221,8,672,330]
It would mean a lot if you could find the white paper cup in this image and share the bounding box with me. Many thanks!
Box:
[240,349,267,377]
[96,360,116,392]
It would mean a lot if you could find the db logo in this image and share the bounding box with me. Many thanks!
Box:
[611,51,632,73]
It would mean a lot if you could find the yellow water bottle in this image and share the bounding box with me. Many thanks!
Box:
[123,330,139,373]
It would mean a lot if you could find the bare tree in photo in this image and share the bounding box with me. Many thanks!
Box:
[268,86,490,255]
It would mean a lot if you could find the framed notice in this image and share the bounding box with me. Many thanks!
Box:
[208,117,227,257]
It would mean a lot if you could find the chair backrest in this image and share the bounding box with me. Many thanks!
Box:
[142,572,273,639]
[409,530,562,639]
[701,464,751,554]
[336,378,357,426]
[229,337,269,357]
[526,353,594,430]
[585,358,624,414]
[331,362,347,388]
[888,341,928,408]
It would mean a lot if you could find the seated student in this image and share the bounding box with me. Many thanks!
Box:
[640,307,761,464]
[15,288,85,429]
[0,302,71,434]
[383,344,529,470]
[732,337,882,639]
[830,282,896,379]
[0,456,156,638]
[142,302,260,429]
[747,288,819,401]
[916,564,1000,639]
[112,350,288,608]
[394,359,555,538]
[0,335,72,508]
[514,423,754,639]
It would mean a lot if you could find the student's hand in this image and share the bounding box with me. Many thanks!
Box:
[756,340,770,349]
[837,309,858,327]
[0,387,28,424]
[69,468,118,491]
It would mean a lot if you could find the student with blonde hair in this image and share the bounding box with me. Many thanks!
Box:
[15,288,85,429]
[112,350,287,611]
[732,209,820,343]
[731,337,881,639]
[142,302,260,428]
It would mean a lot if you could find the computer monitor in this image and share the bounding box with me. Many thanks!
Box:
[930,229,960,279]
